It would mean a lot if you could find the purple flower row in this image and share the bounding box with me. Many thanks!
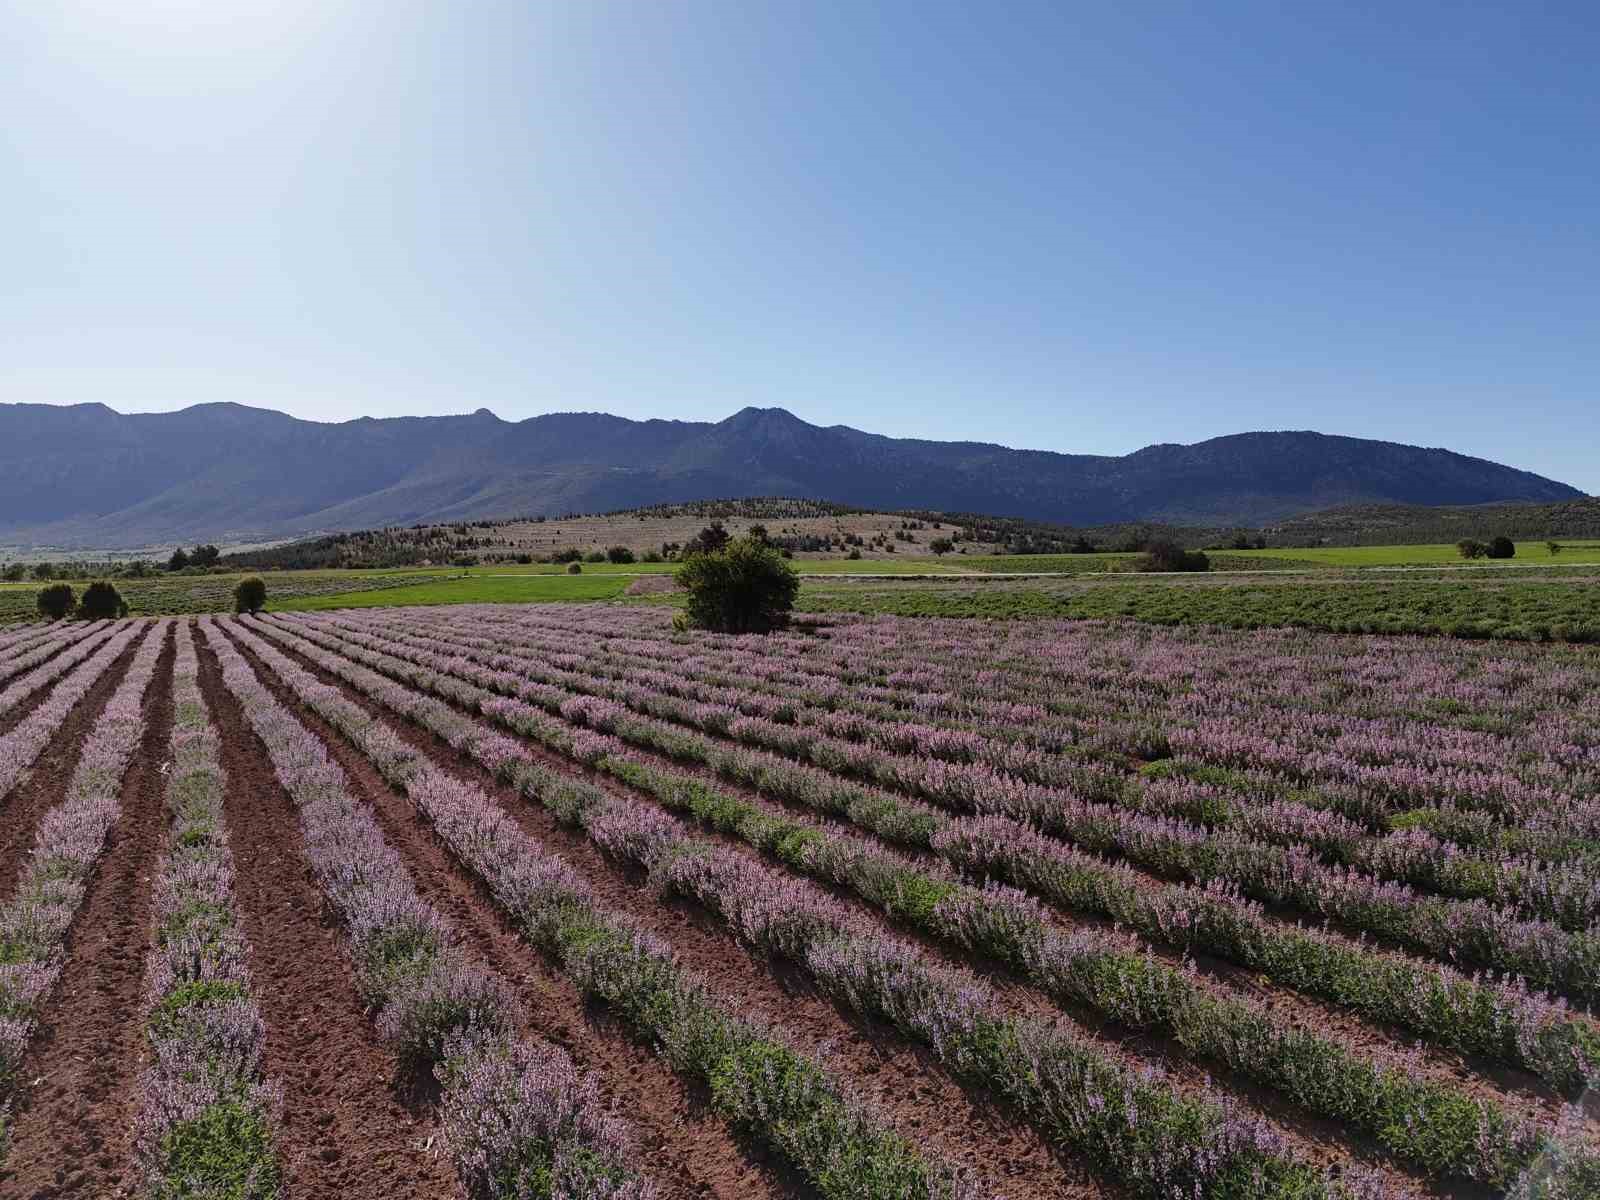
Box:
[0,621,107,688]
[222,616,985,1200]
[134,620,282,1194]
[378,609,1600,930]
[460,605,1599,819]
[0,619,123,716]
[196,618,655,1200]
[296,611,1600,1004]
[238,616,1426,1200]
[270,611,1600,1096]
[0,619,167,1127]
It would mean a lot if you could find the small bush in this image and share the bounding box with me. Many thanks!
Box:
[583,550,607,564]
[606,545,635,564]
[167,547,190,571]
[234,576,267,614]
[929,538,954,556]
[36,583,75,620]
[1457,539,1487,560]
[676,537,799,633]
[552,548,582,564]
[847,548,861,560]
[566,561,583,575]
[641,550,663,563]
[77,580,128,619]
[1486,536,1515,559]
[1137,541,1209,573]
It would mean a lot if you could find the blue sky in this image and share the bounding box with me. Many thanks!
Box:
[4,2,1597,491]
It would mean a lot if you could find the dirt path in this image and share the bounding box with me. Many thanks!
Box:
[194,634,460,1200]
[1,624,172,1199]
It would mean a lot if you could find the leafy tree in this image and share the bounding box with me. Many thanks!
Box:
[605,545,635,564]
[1457,539,1488,560]
[190,544,221,568]
[1485,536,1516,560]
[1,563,26,582]
[168,547,191,571]
[676,536,799,633]
[929,537,954,556]
[747,524,769,544]
[33,562,55,581]
[37,583,75,620]
[686,521,731,555]
[234,576,267,614]
[78,581,128,619]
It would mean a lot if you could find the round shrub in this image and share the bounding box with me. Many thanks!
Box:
[234,576,267,614]
[583,550,607,564]
[566,561,583,575]
[77,580,128,619]
[676,536,799,633]
[36,583,75,620]
[605,545,636,564]
[1485,536,1516,559]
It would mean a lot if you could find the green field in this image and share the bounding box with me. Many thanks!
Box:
[273,573,633,609]
[1224,541,1600,567]
[798,573,1600,641]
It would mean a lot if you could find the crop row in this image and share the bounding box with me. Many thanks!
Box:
[270,611,1600,1097]
[0,622,146,807]
[247,616,1570,1186]
[0,619,166,1156]
[496,604,1600,816]
[196,618,657,1199]
[448,605,1600,855]
[134,619,282,1194]
[367,610,1600,933]
[0,620,119,716]
[240,617,1509,1200]
[0,621,103,687]
[212,616,987,1200]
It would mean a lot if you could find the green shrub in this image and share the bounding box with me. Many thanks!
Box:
[233,576,267,614]
[583,550,607,564]
[552,547,582,563]
[1137,541,1209,572]
[36,583,76,620]
[1457,539,1487,560]
[605,545,635,564]
[1486,536,1515,559]
[166,547,190,571]
[676,537,799,633]
[566,561,583,575]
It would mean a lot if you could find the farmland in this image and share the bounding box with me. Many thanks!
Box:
[0,604,1597,1198]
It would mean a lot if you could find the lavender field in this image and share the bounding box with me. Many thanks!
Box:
[1,605,1597,1199]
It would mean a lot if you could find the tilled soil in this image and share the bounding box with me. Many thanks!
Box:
[2,623,172,1199]
[227,620,1107,1200]
[194,631,461,1200]
[0,631,148,902]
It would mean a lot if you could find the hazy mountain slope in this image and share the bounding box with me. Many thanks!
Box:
[0,401,1581,548]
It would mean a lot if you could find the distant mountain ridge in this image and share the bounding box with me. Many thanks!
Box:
[0,401,1582,549]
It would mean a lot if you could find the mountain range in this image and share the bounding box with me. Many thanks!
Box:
[0,401,1583,549]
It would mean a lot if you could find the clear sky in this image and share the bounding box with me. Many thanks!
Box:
[4,2,1597,491]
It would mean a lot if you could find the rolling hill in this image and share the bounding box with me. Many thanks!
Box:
[0,401,1582,549]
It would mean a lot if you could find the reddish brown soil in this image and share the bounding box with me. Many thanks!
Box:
[228,621,1108,1200]
[1,624,172,1199]
[0,628,149,900]
[192,631,461,1200]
